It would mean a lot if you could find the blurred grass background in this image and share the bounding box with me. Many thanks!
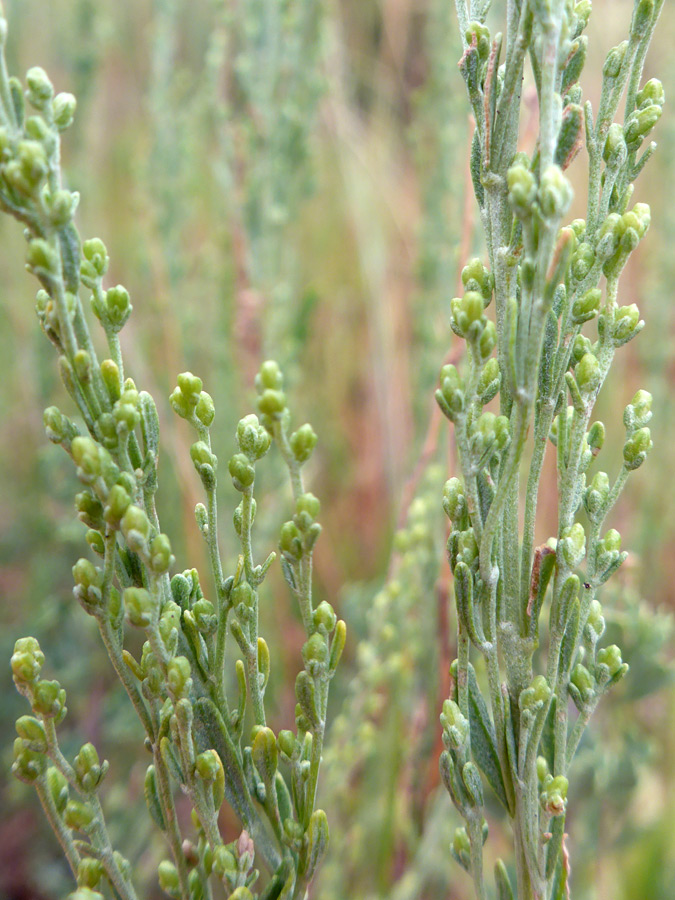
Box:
[0,1,673,898]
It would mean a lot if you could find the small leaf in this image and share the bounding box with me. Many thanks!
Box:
[467,665,509,811]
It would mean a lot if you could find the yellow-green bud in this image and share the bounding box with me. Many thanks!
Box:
[236,414,270,460]
[47,766,69,813]
[11,637,44,685]
[149,533,174,575]
[64,800,95,831]
[313,600,337,633]
[33,679,67,719]
[575,352,601,395]
[77,858,103,889]
[623,427,652,470]
[256,359,283,391]
[257,388,286,417]
[124,587,156,628]
[195,391,215,427]
[53,91,77,129]
[507,163,537,217]
[74,742,108,792]
[558,523,586,569]
[12,738,45,783]
[290,423,318,463]
[167,656,192,699]
[15,715,47,752]
[157,861,180,898]
[228,452,254,489]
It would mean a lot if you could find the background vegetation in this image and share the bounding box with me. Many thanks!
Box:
[1,1,673,898]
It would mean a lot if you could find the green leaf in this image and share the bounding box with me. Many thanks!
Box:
[495,859,515,900]
[192,697,282,872]
[467,665,509,811]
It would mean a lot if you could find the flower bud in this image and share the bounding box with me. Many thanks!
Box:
[74,743,108,792]
[476,319,497,362]
[33,679,67,719]
[538,165,573,220]
[461,258,493,301]
[280,521,303,560]
[450,291,485,337]
[11,637,45,685]
[558,523,586,569]
[103,484,131,525]
[236,414,270,460]
[313,600,337,633]
[436,364,465,420]
[586,599,605,639]
[195,392,215,427]
[12,738,45,783]
[452,827,471,867]
[72,558,103,614]
[302,633,329,674]
[228,452,254,490]
[15,715,47,752]
[257,388,286,417]
[192,599,217,634]
[442,477,467,524]
[624,103,662,149]
[603,41,627,79]
[26,66,54,107]
[611,304,642,345]
[149,534,174,575]
[572,288,601,324]
[256,359,283,391]
[231,581,255,612]
[121,504,151,552]
[52,91,76,129]
[296,492,321,523]
[290,423,318,462]
[104,286,132,332]
[81,238,108,281]
[77,858,104,889]
[157,861,180,897]
[252,727,278,785]
[440,699,469,750]
[47,766,69,813]
[637,78,665,110]
[124,587,156,628]
[623,426,652,469]
[584,470,610,519]
[477,357,500,404]
[520,675,551,711]
[47,189,79,227]
[212,845,237,878]
[541,775,568,816]
[465,21,491,60]
[571,241,595,281]
[507,163,537,218]
[587,421,605,456]
[570,663,594,702]
[624,389,652,429]
[26,238,58,276]
[194,748,222,783]
[574,352,601,395]
[597,644,627,680]
[603,123,627,167]
[68,890,104,900]
[167,656,192,699]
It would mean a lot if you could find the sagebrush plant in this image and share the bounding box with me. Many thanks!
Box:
[436,0,664,898]
[1,1,668,900]
[0,3,346,898]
